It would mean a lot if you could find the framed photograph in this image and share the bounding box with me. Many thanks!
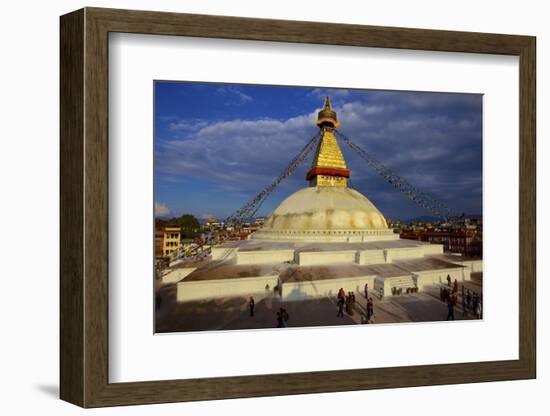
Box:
[60,7,536,408]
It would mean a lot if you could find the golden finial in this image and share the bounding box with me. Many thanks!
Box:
[323,96,332,110]
[308,97,348,187]
[316,96,340,128]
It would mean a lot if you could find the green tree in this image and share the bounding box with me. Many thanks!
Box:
[169,214,201,238]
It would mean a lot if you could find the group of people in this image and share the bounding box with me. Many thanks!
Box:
[442,276,482,320]
[249,296,291,328]
[336,286,375,324]
[337,288,356,317]
[461,286,482,319]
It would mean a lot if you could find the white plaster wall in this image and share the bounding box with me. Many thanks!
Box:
[422,245,445,255]
[297,250,357,266]
[161,268,197,284]
[463,259,483,273]
[385,246,426,262]
[444,258,482,274]
[211,246,238,261]
[376,275,415,296]
[362,234,400,242]
[236,249,295,265]
[177,275,279,302]
[283,276,375,301]
[414,267,471,289]
[357,250,386,265]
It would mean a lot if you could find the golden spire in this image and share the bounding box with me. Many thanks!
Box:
[306,97,350,187]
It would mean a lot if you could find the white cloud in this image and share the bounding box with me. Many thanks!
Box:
[154,202,171,217]
[156,92,482,217]
[157,111,318,194]
[168,119,209,132]
[216,86,253,105]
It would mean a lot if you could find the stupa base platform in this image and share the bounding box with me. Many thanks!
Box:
[176,239,482,302]
[211,238,445,266]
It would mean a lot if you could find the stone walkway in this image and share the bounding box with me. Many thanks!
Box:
[155,273,482,333]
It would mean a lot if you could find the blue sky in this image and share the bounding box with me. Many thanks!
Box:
[154,81,482,221]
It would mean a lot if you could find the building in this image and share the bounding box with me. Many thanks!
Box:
[154,229,164,258]
[176,97,482,302]
[400,229,482,257]
[161,226,181,257]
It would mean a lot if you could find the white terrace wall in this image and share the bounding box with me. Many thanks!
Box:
[282,275,376,301]
[177,275,279,302]
[385,246,427,262]
[297,250,357,266]
[356,250,386,265]
[161,267,197,284]
[460,259,483,273]
[422,244,445,255]
[236,249,295,265]
[376,275,416,297]
[414,266,471,289]
[211,246,238,261]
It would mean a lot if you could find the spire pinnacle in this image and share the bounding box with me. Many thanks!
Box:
[307,97,349,187]
[316,95,340,128]
[323,96,332,110]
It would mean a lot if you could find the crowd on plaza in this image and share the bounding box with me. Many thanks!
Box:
[336,285,375,324]
[246,276,481,328]
[440,275,482,320]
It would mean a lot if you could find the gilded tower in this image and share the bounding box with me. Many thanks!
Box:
[306,96,350,187]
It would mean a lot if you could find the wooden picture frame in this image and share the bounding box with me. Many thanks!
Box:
[60,7,536,408]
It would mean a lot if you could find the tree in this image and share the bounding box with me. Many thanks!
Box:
[169,214,201,238]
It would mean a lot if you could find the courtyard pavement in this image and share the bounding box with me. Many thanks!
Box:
[155,273,482,333]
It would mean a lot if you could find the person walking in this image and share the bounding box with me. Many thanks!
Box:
[453,279,458,293]
[337,297,345,318]
[348,294,355,316]
[276,309,283,327]
[446,298,455,320]
[366,297,374,323]
[338,287,346,304]
[248,296,255,317]
[446,274,452,287]
[277,308,289,327]
[364,283,369,299]
[451,291,458,307]
[442,287,449,303]
[462,293,468,317]
[281,308,289,325]
[466,289,472,310]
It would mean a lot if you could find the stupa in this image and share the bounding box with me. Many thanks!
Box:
[254,96,397,243]
[175,98,481,302]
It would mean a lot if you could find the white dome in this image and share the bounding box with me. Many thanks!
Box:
[253,187,396,242]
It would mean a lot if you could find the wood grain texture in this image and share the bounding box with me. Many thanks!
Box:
[59,8,84,406]
[518,38,536,376]
[59,7,537,408]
